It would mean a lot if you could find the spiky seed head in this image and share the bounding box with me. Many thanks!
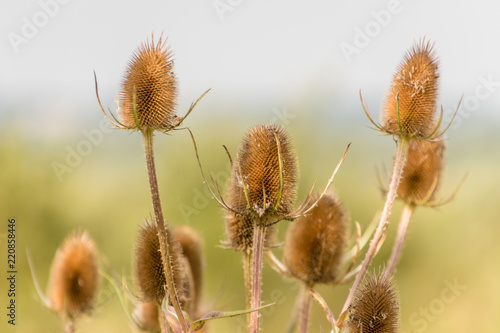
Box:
[284,192,347,284]
[398,139,445,204]
[224,211,276,251]
[120,36,177,130]
[227,124,298,219]
[345,270,399,333]
[47,231,99,319]
[135,221,184,303]
[382,39,439,138]
[133,301,160,332]
[173,226,204,316]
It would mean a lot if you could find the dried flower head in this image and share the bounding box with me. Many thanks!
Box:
[135,221,184,303]
[345,270,399,333]
[120,36,177,130]
[284,192,347,284]
[224,211,276,251]
[227,124,298,219]
[133,301,160,332]
[382,39,439,138]
[398,139,445,204]
[173,226,204,316]
[47,231,99,319]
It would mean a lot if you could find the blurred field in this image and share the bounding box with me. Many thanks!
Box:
[1,105,499,333]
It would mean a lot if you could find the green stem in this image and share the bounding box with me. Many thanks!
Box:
[250,223,266,333]
[340,136,410,316]
[386,203,415,277]
[143,129,189,333]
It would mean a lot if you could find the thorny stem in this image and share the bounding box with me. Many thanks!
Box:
[243,250,253,328]
[299,284,312,333]
[340,136,410,316]
[143,129,189,333]
[386,203,415,277]
[250,223,267,333]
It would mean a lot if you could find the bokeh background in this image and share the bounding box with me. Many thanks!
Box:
[1,0,499,332]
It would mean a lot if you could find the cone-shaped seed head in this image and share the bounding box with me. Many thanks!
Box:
[345,271,399,333]
[284,192,347,284]
[120,36,177,129]
[134,301,160,332]
[227,124,298,219]
[47,231,99,319]
[398,139,445,204]
[224,211,276,251]
[135,221,184,303]
[382,39,439,137]
[173,226,204,316]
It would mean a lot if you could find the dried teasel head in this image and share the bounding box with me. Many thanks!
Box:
[224,211,277,252]
[119,35,177,130]
[398,139,445,205]
[133,301,160,332]
[227,124,298,220]
[381,39,439,138]
[344,270,399,333]
[172,226,204,316]
[284,192,347,285]
[47,231,99,319]
[135,221,184,304]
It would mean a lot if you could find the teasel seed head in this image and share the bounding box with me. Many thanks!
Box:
[284,192,347,285]
[120,35,177,130]
[224,211,277,251]
[382,39,439,138]
[398,139,445,205]
[173,226,204,317]
[47,231,99,319]
[133,301,160,332]
[344,270,399,333]
[227,124,298,220]
[135,221,184,304]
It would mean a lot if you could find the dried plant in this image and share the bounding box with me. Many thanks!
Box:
[133,301,160,332]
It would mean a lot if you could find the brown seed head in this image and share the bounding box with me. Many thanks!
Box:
[120,36,177,130]
[227,124,298,219]
[284,192,347,284]
[398,139,445,204]
[224,211,277,251]
[172,226,204,316]
[345,270,399,333]
[133,301,160,332]
[135,221,184,303]
[382,39,439,137]
[47,231,99,319]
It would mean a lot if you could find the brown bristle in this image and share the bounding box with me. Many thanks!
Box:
[227,124,298,219]
[135,221,184,303]
[120,36,177,129]
[224,211,276,251]
[345,270,399,333]
[398,139,445,204]
[134,301,160,332]
[382,39,439,137]
[172,226,204,316]
[47,231,99,319]
[284,192,347,284]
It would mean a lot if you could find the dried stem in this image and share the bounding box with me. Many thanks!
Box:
[243,249,253,328]
[250,223,267,333]
[143,129,189,332]
[340,136,410,316]
[64,319,75,333]
[299,284,312,333]
[386,203,415,277]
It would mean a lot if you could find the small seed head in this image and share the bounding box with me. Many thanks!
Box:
[398,139,445,204]
[227,124,298,219]
[284,192,347,284]
[382,39,439,138]
[120,36,177,130]
[47,231,99,319]
[224,211,276,251]
[133,301,160,332]
[345,270,399,333]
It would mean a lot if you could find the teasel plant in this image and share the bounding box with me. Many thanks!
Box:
[189,123,350,332]
[94,34,209,332]
[27,231,100,333]
[338,38,461,323]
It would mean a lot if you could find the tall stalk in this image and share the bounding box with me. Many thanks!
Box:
[299,284,312,333]
[250,222,267,333]
[386,203,415,277]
